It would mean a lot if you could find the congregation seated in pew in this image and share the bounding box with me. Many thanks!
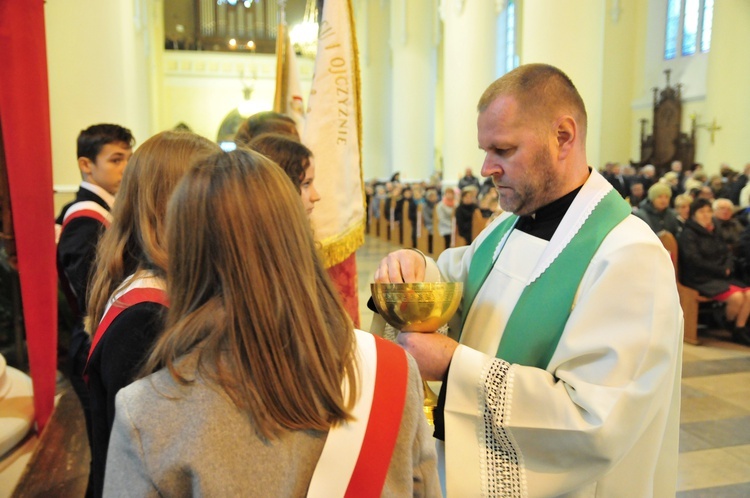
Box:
[365,181,501,259]
[677,198,750,345]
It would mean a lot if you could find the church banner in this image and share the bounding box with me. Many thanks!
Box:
[273,13,306,134]
[303,0,364,325]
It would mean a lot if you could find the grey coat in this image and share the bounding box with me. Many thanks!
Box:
[103,343,440,497]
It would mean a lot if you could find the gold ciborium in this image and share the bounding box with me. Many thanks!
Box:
[370,282,463,424]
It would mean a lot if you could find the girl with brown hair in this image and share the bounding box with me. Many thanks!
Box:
[247,132,321,216]
[103,149,439,496]
[85,130,220,497]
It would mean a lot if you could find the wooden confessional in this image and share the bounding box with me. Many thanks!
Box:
[632,70,696,177]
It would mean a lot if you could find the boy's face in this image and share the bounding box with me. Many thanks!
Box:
[79,141,132,195]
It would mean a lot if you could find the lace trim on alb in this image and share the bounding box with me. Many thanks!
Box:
[479,359,524,497]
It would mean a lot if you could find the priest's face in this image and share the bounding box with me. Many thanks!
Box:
[478,95,560,216]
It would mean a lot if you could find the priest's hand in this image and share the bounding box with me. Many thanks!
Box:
[374,249,426,283]
[397,332,457,381]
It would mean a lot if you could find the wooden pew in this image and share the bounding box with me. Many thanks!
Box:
[378,202,389,242]
[431,206,446,258]
[416,204,430,255]
[375,201,385,238]
[365,195,373,235]
[390,215,400,245]
[401,203,414,248]
[451,207,486,248]
[452,214,468,248]
[386,202,400,245]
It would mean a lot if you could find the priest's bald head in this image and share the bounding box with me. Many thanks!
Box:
[478,63,588,144]
[476,63,590,216]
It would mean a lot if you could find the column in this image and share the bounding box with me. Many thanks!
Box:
[520,0,606,167]
[389,0,438,182]
[441,0,498,186]
[702,0,750,169]
[357,0,392,181]
[44,0,153,187]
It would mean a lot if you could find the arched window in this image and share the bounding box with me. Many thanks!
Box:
[664,0,713,60]
[505,0,517,72]
[495,0,518,77]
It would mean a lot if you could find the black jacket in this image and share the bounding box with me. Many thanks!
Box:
[57,187,111,318]
[455,203,478,243]
[87,301,167,498]
[677,219,744,297]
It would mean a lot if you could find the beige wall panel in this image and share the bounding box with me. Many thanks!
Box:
[520,0,606,168]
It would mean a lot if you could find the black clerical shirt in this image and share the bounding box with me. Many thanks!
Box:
[513,185,583,241]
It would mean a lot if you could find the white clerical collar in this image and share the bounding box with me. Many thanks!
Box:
[80,181,115,209]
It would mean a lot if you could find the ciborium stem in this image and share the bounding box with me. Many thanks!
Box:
[423,381,438,425]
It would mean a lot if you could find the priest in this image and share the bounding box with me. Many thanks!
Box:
[374,63,683,497]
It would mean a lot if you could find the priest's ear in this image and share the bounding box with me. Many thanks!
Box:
[554,115,578,160]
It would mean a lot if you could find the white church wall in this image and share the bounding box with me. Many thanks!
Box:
[45,0,153,211]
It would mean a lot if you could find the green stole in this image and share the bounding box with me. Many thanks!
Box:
[460,189,631,369]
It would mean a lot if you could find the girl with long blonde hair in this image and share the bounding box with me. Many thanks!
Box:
[85,130,219,498]
[104,149,439,496]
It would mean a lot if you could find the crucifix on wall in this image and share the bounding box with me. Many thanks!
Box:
[694,117,722,145]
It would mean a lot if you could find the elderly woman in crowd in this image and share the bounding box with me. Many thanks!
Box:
[635,183,681,235]
[712,198,744,253]
[678,198,750,345]
[673,193,693,235]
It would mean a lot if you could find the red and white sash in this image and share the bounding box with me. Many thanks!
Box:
[87,273,168,366]
[307,329,409,498]
[57,201,114,310]
[62,200,113,229]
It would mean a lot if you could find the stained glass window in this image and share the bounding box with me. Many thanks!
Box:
[664,0,713,60]
[506,1,517,71]
[495,0,517,76]
[664,0,681,59]
[682,0,699,56]
[701,0,713,52]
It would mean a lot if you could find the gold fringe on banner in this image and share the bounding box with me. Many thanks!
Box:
[319,217,365,268]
